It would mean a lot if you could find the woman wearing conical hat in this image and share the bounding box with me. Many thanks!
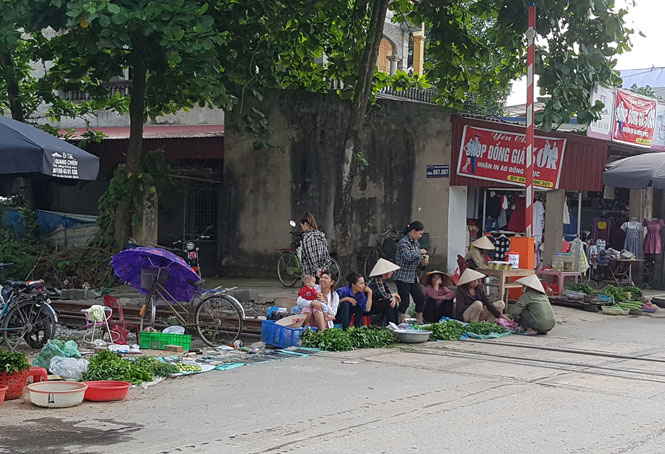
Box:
[454,268,507,323]
[366,259,401,326]
[422,270,455,323]
[510,275,556,335]
[464,236,495,270]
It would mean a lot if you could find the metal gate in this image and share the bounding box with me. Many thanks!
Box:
[183,187,218,239]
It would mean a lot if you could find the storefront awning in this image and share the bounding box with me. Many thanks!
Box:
[450,115,609,191]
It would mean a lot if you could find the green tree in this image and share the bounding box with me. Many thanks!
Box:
[394,0,633,130]
[628,84,664,101]
[42,0,234,248]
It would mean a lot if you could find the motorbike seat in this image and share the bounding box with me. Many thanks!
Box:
[1,286,14,302]
[5,280,26,288]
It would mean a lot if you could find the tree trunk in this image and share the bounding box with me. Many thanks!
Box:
[333,0,390,273]
[113,44,147,250]
[3,51,34,204]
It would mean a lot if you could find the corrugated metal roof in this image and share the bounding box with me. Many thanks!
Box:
[62,124,224,140]
[449,115,609,191]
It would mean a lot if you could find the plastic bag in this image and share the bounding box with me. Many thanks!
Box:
[163,326,185,334]
[49,356,89,380]
[32,340,81,369]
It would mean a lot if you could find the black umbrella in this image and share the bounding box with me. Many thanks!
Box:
[602,153,665,189]
[0,116,99,180]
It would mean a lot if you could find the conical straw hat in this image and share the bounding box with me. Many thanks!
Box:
[369,258,400,277]
[457,268,486,286]
[422,270,452,286]
[516,275,545,294]
[471,236,495,250]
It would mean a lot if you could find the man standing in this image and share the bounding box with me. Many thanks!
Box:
[615,100,628,138]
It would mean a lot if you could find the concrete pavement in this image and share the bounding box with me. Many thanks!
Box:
[3,306,665,453]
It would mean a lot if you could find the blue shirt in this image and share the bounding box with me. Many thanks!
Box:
[337,286,369,311]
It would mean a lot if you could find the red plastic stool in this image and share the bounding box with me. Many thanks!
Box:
[350,315,372,327]
[26,367,48,385]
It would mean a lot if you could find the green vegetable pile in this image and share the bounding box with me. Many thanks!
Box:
[301,327,393,351]
[133,356,180,377]
[176,362,202,373]
[423,320,507,340]
[80,351,152,385]
[568,282,594,295]
[0,349,30,374]
[423,320,466,340]
[594,285,628,302]
[463,321,508,336]
[624,285,643,298]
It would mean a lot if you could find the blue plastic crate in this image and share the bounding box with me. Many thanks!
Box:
[261,320,316,348]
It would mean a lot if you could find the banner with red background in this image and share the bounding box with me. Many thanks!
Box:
[456,125,566,189]
[612,89,657,147]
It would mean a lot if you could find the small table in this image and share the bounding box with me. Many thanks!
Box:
[482,268,535,303]
[535,269,583,295]
[608,259,643,287]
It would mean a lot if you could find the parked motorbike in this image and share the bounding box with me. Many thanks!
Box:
[173,225,213,276]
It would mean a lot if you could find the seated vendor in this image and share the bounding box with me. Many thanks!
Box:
[464,236,495,269]
[367,259,401,327]
[454,269,507,323]
[422,270,455,323]
[511,275,556,335]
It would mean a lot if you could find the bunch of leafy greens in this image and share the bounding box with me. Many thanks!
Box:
[463,321,508,336]
[568,282,594,295]
[80,351,152,385]
[423,320,466,341]
[301,327,394,351]
[595,285,628,302]
[132,356,179,378]
[0,349,30,374]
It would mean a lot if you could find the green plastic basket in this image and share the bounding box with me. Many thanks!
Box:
[139,332,192,350]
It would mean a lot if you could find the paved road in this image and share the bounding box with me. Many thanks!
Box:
[3,307,665,453]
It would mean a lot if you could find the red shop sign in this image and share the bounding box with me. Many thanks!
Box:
[612,89,657,148]
[456,125,566,189]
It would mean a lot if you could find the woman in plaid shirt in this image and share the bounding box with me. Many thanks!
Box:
[300,212,333,278]
[394,221,428,324]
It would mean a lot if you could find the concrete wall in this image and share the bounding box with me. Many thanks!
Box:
[222,90,452,276]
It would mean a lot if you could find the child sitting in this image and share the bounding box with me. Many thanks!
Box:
[297,274,320,301]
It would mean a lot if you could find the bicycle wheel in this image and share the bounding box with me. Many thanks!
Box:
[328,258,342,287]
[3,300,56,350]
[364,248,380,278]
[194,294,244,347]
[277,252,299,287]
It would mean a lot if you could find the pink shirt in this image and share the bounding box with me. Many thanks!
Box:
[425,285,455,302]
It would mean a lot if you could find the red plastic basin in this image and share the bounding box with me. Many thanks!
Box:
[83,381,131,402]
[0,385,7,406]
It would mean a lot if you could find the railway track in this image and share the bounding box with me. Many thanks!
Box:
[50,300,264,336]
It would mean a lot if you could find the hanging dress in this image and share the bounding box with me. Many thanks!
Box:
[643,219,665,255]
[621,221,642,258]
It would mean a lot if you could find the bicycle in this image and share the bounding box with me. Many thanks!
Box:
[363,228,399,277]
[139,257,245,347]
[0,264,58,351]
[277,221,342,287]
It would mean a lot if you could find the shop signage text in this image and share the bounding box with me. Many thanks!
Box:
[612,89,657,148]
[426,165,449,178]
[457,125,566,189]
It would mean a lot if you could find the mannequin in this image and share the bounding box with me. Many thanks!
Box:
[643,218,665,255]
[621,216,643,258]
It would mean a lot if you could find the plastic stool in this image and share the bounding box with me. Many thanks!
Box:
[350,315,372,327]
[26,367,48,384]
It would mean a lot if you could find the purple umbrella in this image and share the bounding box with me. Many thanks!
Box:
[111,247,201,302]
